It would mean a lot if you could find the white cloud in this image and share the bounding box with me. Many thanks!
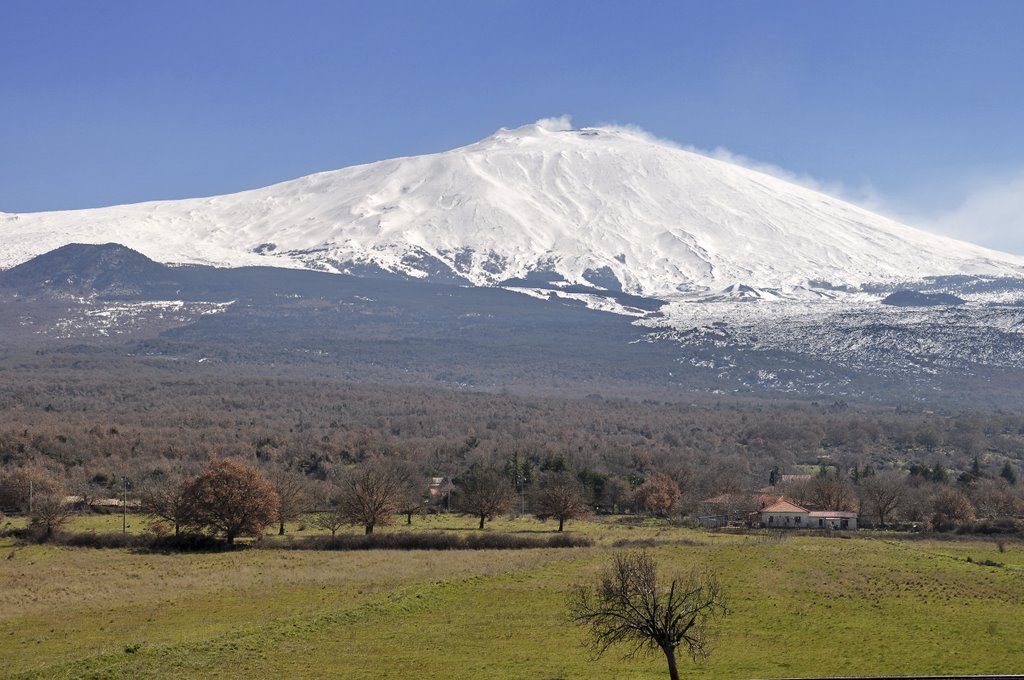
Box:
[682,144,1024,256]
[595,120,891,210]
[703,146,890,209]
[926,172,1024,256]
[534,115,574,132]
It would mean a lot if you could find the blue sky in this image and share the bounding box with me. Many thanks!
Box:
[3,1,1024,252]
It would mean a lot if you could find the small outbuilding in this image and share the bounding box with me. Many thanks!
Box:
[808,510,858,530]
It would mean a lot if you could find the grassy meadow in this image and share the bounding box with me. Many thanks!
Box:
[1,513,1023,679]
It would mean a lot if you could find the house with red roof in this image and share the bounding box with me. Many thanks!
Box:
[760,499,857,530]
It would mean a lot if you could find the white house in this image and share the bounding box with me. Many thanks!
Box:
[808,510,857,530]
[761,499,811,528]
[760,500,857,530]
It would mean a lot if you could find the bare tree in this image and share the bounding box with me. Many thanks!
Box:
[458,465,514,529]
[397,474,429,525]
[337,461,405,535]
[310,486,348,536]
[30,493,73,539]
[896,482,932,525]
[536,473,589,531]
[568,551,727,680]
[808,475,855,511]
[970,478,1023,518]
[268,465,311,535]
[140,472,193,536]
[858,472,904,528]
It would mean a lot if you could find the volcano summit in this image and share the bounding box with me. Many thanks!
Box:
[3,119,1022,299]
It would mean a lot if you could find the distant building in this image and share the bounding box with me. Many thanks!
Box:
[428,477,450,500]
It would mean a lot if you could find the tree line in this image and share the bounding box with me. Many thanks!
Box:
[2,365,1023,535]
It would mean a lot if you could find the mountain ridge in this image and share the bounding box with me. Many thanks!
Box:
[4,242,1024,407]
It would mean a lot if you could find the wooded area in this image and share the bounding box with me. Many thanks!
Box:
[1,357,1022,535]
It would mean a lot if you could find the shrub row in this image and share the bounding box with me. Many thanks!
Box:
[954,517,1023,535]
[7,527,232,552]
[5,526,591,551]
[276,532,593,551]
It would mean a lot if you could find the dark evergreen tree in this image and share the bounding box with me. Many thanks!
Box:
[1000,461,1018,485]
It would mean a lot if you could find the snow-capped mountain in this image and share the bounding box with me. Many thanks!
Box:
[3,119,1022,298]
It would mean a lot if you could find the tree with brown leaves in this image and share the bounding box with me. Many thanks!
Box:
[181,460,279,544]
[930,486,976,530]
[634,472,681,518]
[568,551,727,680]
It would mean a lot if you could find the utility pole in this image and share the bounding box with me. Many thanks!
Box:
[519,467,525,515]
[122,476,128,534]
[29,479,33,515]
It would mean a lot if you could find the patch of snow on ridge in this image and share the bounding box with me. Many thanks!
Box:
[639,295,1024,373]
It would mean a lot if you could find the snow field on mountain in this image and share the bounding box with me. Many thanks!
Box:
[3,121,1022,297]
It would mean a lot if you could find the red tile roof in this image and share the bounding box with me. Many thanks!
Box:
[761,500,808,514]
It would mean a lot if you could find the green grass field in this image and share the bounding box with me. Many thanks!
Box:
[2,514,1022,679]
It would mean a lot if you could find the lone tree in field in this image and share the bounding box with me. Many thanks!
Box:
[568,551,727,680]
[182,460,279,544]
[536,473,589,531]
[458,465,514,529]
[337,461,405,535]
[30,493,73,540]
